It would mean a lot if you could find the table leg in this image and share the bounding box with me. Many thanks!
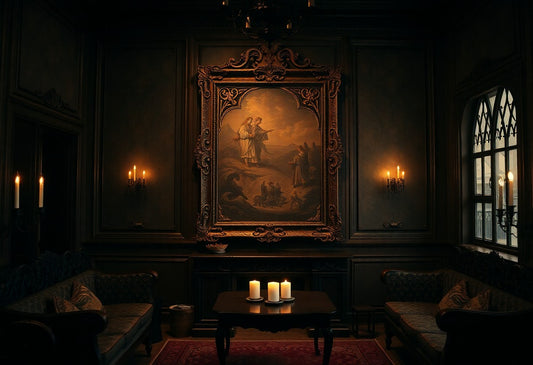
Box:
[321,327,333,365]
[215,325,229,365]
[314,329,320,355]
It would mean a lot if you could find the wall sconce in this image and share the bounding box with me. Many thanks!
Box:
[128,165,146,190]
[386,165,405,193]
[496,171,517,235]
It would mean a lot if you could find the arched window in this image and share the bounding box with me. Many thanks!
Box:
[472,87,517,250]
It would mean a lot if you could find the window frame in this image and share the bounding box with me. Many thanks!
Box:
[471,87,518,253]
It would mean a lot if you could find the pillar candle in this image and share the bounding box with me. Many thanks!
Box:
[280,280,291,299]
[14,175,20,209]
[268,282,279,302]
[38,177,44,208]
[249,280,260,299]
[507,172,514,206]
[498,177,504,210]
[396,165,400,179]
[133,165,137,181]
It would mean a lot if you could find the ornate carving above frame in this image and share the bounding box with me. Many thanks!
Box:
[195,43,342,244]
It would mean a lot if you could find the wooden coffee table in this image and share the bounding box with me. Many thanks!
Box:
[212,290,336,365]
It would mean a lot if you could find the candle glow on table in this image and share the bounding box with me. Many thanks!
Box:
[267,282,279,302]
[280,280,291,299]
[38,176,44,208]
[14,175,20,209]
[249,280,260,299]
[507,172,514,206]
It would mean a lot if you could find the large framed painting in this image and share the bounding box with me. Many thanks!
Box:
[195,44,342,243]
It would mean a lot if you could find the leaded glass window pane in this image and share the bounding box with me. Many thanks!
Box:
[483,156,491,196]
[471,87,518,251]
[475,158,482,195]
[475,203,483,239]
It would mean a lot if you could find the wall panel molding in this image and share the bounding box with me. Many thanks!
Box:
[93,39,187,242]
[10,0,83,121]
[347,40,435,243]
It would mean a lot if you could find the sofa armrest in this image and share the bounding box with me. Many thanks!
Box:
[436,309,533,364]
[0,319,56,364]
[381,269,443,302]
[95,271,158,304]
[0,308,107,365]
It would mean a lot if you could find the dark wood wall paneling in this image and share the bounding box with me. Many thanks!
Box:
[3,0,85,264]
[95,41,186,240]
[349,41,434,242]
[439,1,531,262]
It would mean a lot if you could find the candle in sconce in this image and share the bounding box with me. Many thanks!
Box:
[498,177,504,210]
[507,172,514,206]
[133,165,137,181]
[280,280,291,299]
[396,165,400,179]
[267,282,279,302]
[249,280,260,299]
[128,170,132,180]
[14,175,20,209]
[402,171,405,180]
[38,177,44,208]
[142,170,146,182]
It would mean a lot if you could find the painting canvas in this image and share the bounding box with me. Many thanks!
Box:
[217,88,321,222]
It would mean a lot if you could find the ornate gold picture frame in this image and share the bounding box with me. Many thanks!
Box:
[195,44,342,243]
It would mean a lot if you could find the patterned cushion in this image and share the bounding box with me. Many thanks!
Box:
[438,280,469,312]
[71,281,105,312]
[463,290,491,311]
[53,296,80,313]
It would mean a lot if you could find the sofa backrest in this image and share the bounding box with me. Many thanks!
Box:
[0,251,93,306]
[443,269,533,312]
[6,271,96,313]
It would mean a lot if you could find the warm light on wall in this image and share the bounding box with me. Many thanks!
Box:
[386,165,405,193]
[128,164,146,190]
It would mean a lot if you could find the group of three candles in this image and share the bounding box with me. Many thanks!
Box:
[248,280,293,303]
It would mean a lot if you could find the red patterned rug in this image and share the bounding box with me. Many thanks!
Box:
[151,339,393,365]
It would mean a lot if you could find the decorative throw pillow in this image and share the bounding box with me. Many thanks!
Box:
[438,280,470,312]
[53,296,80,313]
[71,281,105,312]
[463,290,491,311]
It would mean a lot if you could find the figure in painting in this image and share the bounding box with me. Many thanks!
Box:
[235,116,273,167]
[251,117,273,166]
[289,144,310,187]
[253,180,286,207]
[235,117,255,166]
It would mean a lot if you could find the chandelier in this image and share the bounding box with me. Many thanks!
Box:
[222,0,316,42]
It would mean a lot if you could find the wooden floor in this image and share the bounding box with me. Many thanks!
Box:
[129,321,415,365]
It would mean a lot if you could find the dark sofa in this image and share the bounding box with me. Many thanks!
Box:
[381,248,533,365]
[0,251,159,365]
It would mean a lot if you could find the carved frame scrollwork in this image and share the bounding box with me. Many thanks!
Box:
[195,44,342,244]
